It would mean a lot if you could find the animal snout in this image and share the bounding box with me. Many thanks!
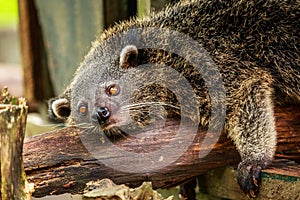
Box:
[92,107,111,124]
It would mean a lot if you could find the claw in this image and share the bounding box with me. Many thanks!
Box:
[253,177,258,187]
[249,190,256,198]
[237,160,266,198]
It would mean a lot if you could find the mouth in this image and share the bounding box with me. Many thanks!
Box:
[101,120,118,130]
[90,117,114,129]
[91,115,124,132]
[90,107,145,135]
[100,121,129,139]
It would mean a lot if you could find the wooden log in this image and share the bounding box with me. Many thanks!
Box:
[0,88,29,199]
[23,104,300,197]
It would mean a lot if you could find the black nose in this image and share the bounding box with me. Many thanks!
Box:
[92,107,111,124]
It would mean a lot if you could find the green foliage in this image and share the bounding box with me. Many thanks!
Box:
[0,0,18,28]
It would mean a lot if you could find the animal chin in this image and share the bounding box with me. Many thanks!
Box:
[101,123,128,139]
[99,116,127,131]
[100,119,117,130]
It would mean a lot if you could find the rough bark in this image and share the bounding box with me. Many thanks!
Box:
[23,104,300,197]
[0,96,28,199]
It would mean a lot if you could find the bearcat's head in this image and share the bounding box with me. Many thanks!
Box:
[48,42,194,137]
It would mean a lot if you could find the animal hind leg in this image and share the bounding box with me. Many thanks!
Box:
[227,81,277,197]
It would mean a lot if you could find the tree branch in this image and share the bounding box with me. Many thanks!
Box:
[23,105,300,197]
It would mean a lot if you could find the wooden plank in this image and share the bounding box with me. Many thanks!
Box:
[23,103,300,197]
[32,0,138,95]
[34,0,105,95]
[18,0,139,97]
[18,0,54,111]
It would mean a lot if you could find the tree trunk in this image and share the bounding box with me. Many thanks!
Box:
[0,97,28,199]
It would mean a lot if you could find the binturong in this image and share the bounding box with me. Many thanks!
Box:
[48,0,300,198]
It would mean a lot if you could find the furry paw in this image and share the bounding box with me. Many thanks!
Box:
[237,160,265,198]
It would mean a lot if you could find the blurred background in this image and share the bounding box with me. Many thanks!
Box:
[0,0,178,138]
[0,0,175,137]
[0,0,22,96]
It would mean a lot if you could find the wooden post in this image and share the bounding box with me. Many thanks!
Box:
[18,0,55,112]
[0,88,29,199]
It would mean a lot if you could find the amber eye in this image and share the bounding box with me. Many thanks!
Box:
[106,84,120,96]
[78,103,88,115]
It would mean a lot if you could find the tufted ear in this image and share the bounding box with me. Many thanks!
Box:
[48,98,71,122]
[119,45,138,69]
